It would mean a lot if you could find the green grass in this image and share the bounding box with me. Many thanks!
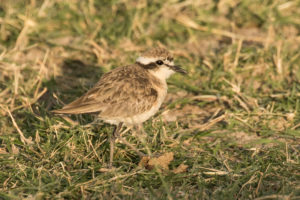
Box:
[0,0,300,199]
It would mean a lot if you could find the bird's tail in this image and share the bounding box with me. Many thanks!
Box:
[52,104,102,114]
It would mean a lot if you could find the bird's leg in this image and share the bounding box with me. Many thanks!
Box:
[109,131,115,168]
[109,122,123,168]
[114,123,146,157]
[117,136,146,157]
[136,124,152,156]
[109,123,150,167]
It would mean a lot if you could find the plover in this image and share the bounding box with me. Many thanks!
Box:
[52,47,187,167]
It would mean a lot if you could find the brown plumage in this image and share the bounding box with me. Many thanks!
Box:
[52,47,187,167]
[53,64,162,121]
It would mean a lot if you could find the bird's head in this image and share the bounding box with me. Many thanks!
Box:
[136,47,187,80]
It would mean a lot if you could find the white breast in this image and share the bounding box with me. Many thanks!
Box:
[149,65,175,80]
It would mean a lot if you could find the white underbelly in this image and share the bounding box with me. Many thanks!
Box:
[102,87,167,125]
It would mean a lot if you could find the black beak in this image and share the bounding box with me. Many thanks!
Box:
[166,64,187,75]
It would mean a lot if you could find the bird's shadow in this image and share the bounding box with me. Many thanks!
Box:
[37,59,105,124]
[55,59,104,100]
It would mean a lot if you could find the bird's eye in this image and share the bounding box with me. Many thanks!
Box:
[156,60,164,65]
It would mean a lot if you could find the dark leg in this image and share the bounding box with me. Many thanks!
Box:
[136,124,152,156]
[118,137,146,157]
[109,122,123,168]
[109,123,149,167]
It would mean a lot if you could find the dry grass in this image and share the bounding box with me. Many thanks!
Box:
[0,0,300,199]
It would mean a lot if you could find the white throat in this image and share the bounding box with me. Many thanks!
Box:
[150,65,175,80]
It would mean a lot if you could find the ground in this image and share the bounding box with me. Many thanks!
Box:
[0,0,300,199]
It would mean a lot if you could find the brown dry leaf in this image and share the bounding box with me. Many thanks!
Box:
[11,144,19,154]
[268,117,290,131]
[161,110,178,122]
[228,132,259,146]
[286,113,295,122]
[139,152,174,171]
[138,156,150,168]
[0,148,8,154]
[148,152,174,170]
[176,15,206,31]
[172,163,188,174]
[35,130,40,144]
[98,168,115,172]
[183,138,193,146]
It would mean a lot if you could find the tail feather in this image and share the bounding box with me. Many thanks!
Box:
[52,104,102,114]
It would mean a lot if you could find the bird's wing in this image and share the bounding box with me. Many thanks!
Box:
[52,65,160,117]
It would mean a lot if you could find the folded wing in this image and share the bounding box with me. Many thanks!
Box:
[52,65,159,118]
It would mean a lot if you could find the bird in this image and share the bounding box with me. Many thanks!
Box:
[52,47,187,167]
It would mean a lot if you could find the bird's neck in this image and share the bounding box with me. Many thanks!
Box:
[149,65,175,81]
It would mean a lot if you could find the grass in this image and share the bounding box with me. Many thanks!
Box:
[0,0,300,199]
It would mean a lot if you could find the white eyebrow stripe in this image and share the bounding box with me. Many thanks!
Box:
[136,57,158,65]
